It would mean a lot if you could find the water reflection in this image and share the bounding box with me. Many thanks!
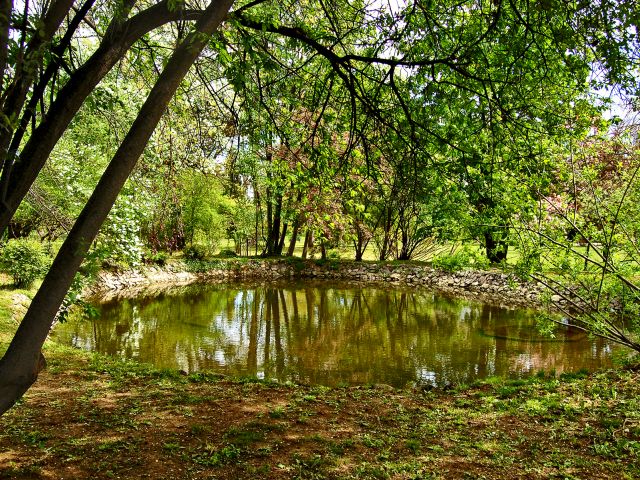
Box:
[53,281,617,387]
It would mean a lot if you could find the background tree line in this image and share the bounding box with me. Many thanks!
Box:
[0,0,638,413]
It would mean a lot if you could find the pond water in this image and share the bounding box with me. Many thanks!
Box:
[53,280,617,387]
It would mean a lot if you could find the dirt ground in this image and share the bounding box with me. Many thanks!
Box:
[1,344,639,479]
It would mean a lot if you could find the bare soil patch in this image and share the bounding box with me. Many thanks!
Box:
[1,346,639,479]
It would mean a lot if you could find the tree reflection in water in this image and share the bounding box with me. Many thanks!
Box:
[53,281,618,387]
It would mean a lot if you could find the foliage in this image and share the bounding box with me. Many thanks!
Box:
[228,197,255,255]
[0,238,51,288]
[143,250,169,266]
[92,197,146,269]
[56,268,100,324]
[432,247,491,273]
[216,249,238,258]
[519,120,640,352]
[180,171,233,254]
[183,244,208,261]
[0,0,639,416]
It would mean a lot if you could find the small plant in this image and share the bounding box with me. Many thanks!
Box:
[0,238,51,288]
[23,430,48,448]
[269,406,286,419]
[431,247,489,272]
[183,244,207,260]
[513,249,542,279]
[191,443,240,466]
[163,441,182,453]
[216,249,238,258]
[190,424,209,435]
[144,250,169,266]
[327,249,341,260]
[405,438,421,454]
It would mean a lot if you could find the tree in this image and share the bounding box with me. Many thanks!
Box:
[0,0,205,235]
[1,0,638,415]
[519,117,640,352]
[0,0,234,416]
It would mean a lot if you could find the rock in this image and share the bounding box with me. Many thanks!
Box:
[85,259,545,309]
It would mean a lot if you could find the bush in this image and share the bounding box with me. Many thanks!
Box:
[0,238,51,287]
[183,244,207,260]
[432,247,490,272]
[144,250,169,266]
[93,198,145,267]
[327,249,341,260]
[215,249,238,258]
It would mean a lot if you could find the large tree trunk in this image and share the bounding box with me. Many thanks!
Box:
[354,240,364,261]
[0,0,75,162]
[0,0,203,234]
[265,185,273,253]
[276,222,288,255]
[0,0,12,93]
[286,217,300,256]
[264,191,283,256]
[3,0,97,175]
[0,0,234,416]
[484,230,509,264]
[398,228,411,260]
[302,229,312,259]
[270,194,283,254]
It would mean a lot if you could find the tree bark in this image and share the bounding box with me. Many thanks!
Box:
[287,218,300,256]
[0,0,12,93]
[264,191,284,256]
[0,0,203,234]
[354,240,364,261]
[398,228,410,260]
[270,194,283,254]
[302,229,312,259]
[276,222,287,255]
[265,185,273,253]
[5,0,98,170]
[484,230,508,264]
[0,0,234,416]
[0,0,75,185]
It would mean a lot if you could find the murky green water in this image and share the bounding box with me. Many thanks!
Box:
[53,280,617,387]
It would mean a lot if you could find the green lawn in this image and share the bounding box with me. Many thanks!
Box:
[1,269,639,479]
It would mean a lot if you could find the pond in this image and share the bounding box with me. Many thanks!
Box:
[53,280,618,388]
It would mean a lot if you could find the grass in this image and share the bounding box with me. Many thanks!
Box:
[2,267,640,478]
[0,274,38,357]
[3,349,639,479]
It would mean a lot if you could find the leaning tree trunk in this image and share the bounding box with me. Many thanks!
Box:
[0,0,11,92]
[0,0,202,235]
[0,0,75,172]
[0,0,234,416]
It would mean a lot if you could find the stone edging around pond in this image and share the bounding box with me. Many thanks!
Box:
[90,259,553,310]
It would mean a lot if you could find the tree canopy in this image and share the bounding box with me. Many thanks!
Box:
[0,0,638,414]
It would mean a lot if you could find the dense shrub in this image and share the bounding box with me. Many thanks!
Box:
[431,247,490,272]
[183,244,207,261]
[0,238,51,287]
[93,198,145,268]
[144,250,169,266]
[215,249,238,258]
